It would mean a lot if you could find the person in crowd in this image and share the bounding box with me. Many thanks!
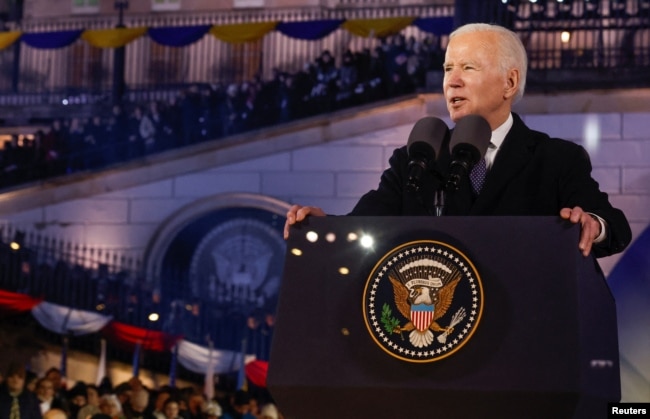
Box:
[83,115,109,169]
[35,377,67,416]
[77,384,101,419]
[151,388,173,419]
[335,49,360,107]
[0,363,42,418]
[219,83,244,138]
[180,85,203,146]
[128,106,155,159]
[203,401,222,419]
[284,22,631,259]
[220,390,256,419]
[106,104,129,163]
[147,101,164,152]
[122,388,154,419]
[183,389,207,419]
[0,135,24,185]
[24,371,39,394]
[98,393,126,419]
[43,408,67,419]
[160,398,182,419]
[68,382,90,419]
[258,403,280,419]
[40,119,68,177]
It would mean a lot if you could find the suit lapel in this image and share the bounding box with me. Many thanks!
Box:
[469,114,537,214]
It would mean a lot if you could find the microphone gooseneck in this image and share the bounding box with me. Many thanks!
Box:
[445,114,492,192]
[406,117,450,193]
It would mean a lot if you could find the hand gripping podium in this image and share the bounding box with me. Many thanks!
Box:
[267,216,620,419]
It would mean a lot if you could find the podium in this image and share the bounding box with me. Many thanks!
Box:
[267,216,620,419]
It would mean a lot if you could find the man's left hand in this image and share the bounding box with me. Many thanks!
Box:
[560,206,602,257]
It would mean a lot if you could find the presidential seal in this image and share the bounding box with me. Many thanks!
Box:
[362,240,483,362]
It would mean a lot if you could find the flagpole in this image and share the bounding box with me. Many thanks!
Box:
[169,343,178,388]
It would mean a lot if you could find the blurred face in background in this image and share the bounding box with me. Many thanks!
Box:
[164,400,180,419]
[36,379,55,402]
[154,392,171,412]
[87,387,100,407]
[6,373,25,394]
[99,397,121,417]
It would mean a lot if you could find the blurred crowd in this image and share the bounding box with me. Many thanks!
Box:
[0,33,444,189]
[0,364,280,419]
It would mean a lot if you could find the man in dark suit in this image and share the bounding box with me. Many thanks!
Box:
[284,22,631,259]
[0,363,42,419]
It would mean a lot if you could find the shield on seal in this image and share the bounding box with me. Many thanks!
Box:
[410,303,435,332]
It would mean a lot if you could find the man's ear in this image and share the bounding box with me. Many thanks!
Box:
[504,68,520,99]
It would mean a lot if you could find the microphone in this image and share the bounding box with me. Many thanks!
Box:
[406,117,450,193]
[444,114,492,192]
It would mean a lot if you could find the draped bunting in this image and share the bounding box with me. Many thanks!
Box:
[32,301,114,335]
[0,290,260,381]
[81,26,148,48]
[0,31,22,50]
[176,339,253,375]
[245,360,268,388]
[0,16,454,51]
[21,29,83,49]
[0,289,41,312]
[103,321,183,352]
[148,24,212,47]
[209,21,278,44]
[341,16,416,38]
[276,19,345,41]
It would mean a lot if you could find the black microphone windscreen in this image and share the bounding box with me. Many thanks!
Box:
[407,116,450,161]
[449,114,492,163]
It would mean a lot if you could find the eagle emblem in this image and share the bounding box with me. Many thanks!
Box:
[363,240,483,362]
[389,273,461,348]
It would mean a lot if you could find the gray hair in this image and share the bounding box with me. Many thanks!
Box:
[450,23,528,103]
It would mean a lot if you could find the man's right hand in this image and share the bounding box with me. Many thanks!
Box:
[284,204,326,239]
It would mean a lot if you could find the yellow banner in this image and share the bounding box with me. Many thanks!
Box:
[210,21,278,44]
[0,31,22,50]
[341,17,415,38]
[81,27,147,48]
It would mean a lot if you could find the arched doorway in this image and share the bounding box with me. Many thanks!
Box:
[143,193,289,359]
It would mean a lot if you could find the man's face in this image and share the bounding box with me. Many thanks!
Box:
[36,379,55,401]
[164,401,180,418]
[45,371,61,389]
[443,31,516,130]
[6,374,25,393]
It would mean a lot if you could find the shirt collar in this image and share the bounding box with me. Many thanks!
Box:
[490,113,513,149]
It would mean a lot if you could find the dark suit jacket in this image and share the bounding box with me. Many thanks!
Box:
[349,113,631,257]
[0,389,43,419]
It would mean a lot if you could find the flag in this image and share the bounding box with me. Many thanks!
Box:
[204,339,215,399]
[96,339,107,386]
